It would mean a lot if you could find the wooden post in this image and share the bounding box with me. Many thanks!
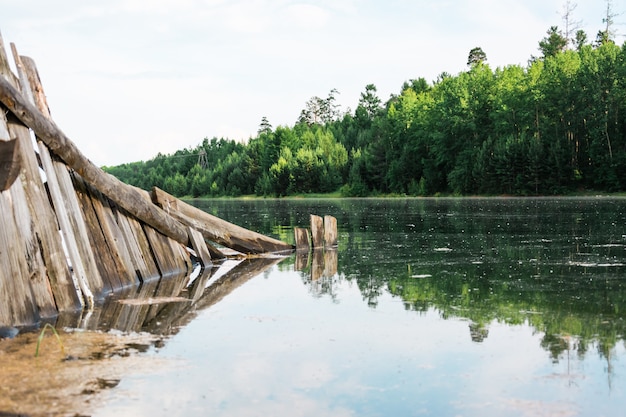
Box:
[310,214,324,248]
[294,227,311,251]
[323,215,337,247]
[188,227,212,268]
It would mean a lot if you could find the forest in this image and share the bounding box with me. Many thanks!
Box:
[104,19,626,197]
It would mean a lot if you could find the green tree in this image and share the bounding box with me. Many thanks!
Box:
[539,26,568,57]
[467,47,487,67]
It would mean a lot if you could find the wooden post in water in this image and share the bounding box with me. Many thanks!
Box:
[310,215,324,248]
[323,215,337,247]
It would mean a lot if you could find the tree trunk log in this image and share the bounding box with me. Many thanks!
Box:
[152,187,294,254]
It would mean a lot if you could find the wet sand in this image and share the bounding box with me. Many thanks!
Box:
[0,329,170,416]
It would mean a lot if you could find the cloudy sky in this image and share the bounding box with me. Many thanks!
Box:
[0,0,612,166]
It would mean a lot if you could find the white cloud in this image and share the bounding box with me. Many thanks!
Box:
[0,0,610,165]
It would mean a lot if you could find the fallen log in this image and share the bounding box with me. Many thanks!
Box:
[0,75,189,246]
[152,187,294,254]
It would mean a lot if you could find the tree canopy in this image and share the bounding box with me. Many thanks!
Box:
[104,15,626,198]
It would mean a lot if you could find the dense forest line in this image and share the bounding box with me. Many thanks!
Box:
[104,21,626,197]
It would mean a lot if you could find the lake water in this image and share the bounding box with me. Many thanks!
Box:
[45,198,626,415]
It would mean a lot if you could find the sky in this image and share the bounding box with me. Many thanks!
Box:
[0,0,614,166]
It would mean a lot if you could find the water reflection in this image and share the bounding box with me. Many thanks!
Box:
[51,256,286,336]
[203,197,626,365]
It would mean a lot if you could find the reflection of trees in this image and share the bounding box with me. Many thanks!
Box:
[194,198,626,365]
[338,198,626,364]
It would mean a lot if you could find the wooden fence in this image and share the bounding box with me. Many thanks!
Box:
[0,33,293,328]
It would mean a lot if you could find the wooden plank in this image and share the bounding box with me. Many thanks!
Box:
[143,225,190,278]
[323,215,337,247]
[86,186,141,288]
[310,214,324,249]
[294,227,311,251]
[70,172,122,292]
[113,205,161,283]
[134,186,192,277]
[152,187,293,254]
[0,190,38,325]
[188,227,212,268]
[3,160,57,319]
[14,51,104,302]
[1,41,81,314]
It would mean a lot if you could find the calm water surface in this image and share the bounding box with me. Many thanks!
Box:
[96,197,626,417]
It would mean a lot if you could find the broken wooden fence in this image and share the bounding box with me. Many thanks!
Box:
[0,33,293,327]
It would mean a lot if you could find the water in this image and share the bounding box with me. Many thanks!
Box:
[93,197,626,416]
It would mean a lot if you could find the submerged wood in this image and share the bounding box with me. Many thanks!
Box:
[152,187,294,254]
[0,75,189,246]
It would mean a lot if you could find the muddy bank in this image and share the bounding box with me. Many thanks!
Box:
[0,329,169,416]
[0,256,285,416]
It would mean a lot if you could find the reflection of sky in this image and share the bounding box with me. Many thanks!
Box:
[95,266,626,417]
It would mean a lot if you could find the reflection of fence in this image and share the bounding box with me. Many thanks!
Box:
[0,34,292,327]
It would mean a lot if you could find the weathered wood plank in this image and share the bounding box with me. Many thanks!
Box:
[143,225,190,278]
[323,215,337,247]
[0,190,38,325]
[188,227,212,268]
[113,204,161,283]
[2,40,81,314]
[15,52,105,302]
[51,158,106,297]
[310,214,324,249]
[71,173,123,292]
[3,144,56,319]
[152,187,293,254]
[84,185,140,288]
